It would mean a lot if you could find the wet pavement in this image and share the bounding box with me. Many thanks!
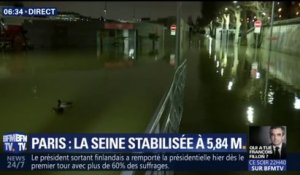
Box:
[177,35,300,174]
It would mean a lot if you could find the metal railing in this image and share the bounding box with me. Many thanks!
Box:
[121,59,187,175]
[146,59,187,134]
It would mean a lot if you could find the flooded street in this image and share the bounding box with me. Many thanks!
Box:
[178,36,300,175]
[1,36,299,175]
[0,49,174,136]
[0,48,175,175]
[2,1,300,174]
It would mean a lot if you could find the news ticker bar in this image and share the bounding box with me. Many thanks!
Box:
[1,153,300,171]
[0,153,246,171]
[3,133,247,153]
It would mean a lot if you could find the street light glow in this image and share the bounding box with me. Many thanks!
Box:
[227,81,233,91]
[278,8,282,12]
[294,96,300,110]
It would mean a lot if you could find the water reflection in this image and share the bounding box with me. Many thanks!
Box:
[246,106,254,124]
[206,39,299,128]
[294,95,300,110]
[227,80,233,91]
[267,86,275,105]
[181,35,299,154]
[0,48,175,136]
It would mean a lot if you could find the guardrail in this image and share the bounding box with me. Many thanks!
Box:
[146,59,187,134]
[121,59,187,175]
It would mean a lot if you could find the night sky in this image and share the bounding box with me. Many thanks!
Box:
[23,1,202,20]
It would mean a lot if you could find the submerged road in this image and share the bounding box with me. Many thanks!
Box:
[0,49,175,175]
[177,36,300,175]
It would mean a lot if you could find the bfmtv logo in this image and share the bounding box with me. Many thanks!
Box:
[3,133,27,153]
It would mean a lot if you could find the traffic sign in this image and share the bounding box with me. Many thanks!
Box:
[254,20,262,28]
[170,24,176,36]
[170,24,176,30]
[254,20,262,34]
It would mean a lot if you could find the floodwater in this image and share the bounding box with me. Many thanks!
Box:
[0,48,175,175]
[178,35,300,175]
[1,34,300,175]
[0,49,175,134]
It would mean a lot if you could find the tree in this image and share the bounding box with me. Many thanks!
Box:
[212,1,272,45]
[225,5,242,44]
[196,2,220,29]
[204,2,231,38]
[233,9,242,44]
[238,1,272,47]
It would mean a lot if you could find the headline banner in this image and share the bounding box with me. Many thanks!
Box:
[3,133,247,153]
[2,133,299,171]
